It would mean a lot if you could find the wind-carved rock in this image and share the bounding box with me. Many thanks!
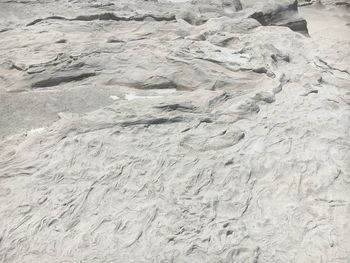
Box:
[0,0,349,262]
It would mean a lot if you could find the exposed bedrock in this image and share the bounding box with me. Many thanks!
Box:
[0,0,349,262]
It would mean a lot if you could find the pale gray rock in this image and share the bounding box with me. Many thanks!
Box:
[0,0,349,262]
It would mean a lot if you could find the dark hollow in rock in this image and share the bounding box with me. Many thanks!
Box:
[249,1,309,35]
[31,72,96,88]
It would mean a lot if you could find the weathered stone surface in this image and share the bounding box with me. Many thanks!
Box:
[0,0,349,262]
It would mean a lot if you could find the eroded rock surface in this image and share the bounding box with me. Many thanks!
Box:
[0,0,349,262]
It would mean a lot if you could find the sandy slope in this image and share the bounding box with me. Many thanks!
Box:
[300,4,350,41]
[0,1,349,262]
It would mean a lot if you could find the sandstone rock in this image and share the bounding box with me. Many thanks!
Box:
[0,0,349,262]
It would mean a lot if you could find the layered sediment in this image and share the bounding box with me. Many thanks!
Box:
[0,0,349,262]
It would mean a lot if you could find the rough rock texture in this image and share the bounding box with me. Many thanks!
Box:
[298,0,350,6]
[0,0,349,262]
